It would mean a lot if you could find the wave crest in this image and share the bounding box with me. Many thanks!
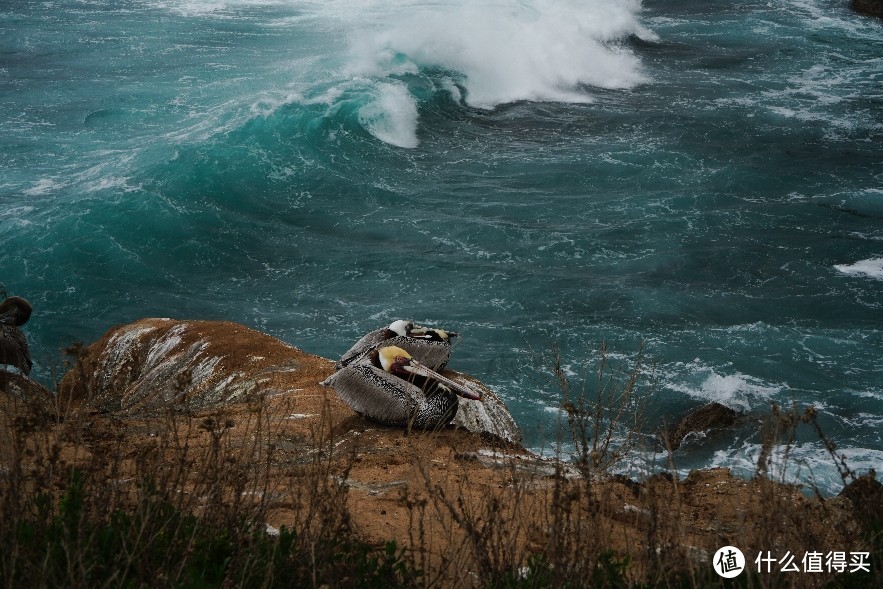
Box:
[346,0,654,109]
[357,81,419,148]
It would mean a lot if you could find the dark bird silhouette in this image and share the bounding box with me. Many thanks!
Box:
[0,296,33,374]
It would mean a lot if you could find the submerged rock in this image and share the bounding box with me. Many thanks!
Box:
[665,402,741,451]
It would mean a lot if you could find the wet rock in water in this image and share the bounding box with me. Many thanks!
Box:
[853,0,883,18]
[665,402,740,451]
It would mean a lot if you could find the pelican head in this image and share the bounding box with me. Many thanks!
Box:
[376,346,481,400]
[387,320,414,337]
[387,320,459,342]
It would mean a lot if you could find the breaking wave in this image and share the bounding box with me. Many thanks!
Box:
[317,0,654,146]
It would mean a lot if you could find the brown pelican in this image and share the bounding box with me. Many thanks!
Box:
[336,319,458,370]
[0,296,33,375]
[324,345,481,429]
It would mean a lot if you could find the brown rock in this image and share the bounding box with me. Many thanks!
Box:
[0,370,52,401]
[57,318,330,415]
[4,318,864,585]
[838,471,883,530]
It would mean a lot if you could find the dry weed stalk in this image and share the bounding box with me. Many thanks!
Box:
[554,342,649,480]
[406,446,539,588]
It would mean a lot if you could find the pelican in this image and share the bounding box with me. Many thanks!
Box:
[324,345,481,429]
[337,319,459,370]
[0,296,33,375]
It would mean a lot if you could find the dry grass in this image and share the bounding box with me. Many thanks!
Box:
[0,377,412,589]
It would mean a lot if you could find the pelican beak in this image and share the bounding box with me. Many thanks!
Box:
[403,360,482,401]
[409,326,459,341]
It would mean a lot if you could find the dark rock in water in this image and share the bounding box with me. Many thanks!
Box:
[838,471,883,529]
[839,472,882,502]
[665,402,740,451]
[853,0,883,18]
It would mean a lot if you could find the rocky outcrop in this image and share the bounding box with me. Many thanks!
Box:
[838,471,883,531]
[854,0,883,18]
[0,370,52,401]
[665,402,741,451]
[58,318,322,414]
[57,318,521,443]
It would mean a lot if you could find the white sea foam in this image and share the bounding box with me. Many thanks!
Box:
[152,0,291,17]
[788,0,883,39]
[357,81,419,148]
[345,0,653,109]
[151,0,229,17]
[667,361,783,412]
[834,257,883,281]
[0,205,35,231]
[24,178,64,196]
[81,176,140,194]
[301,0,654,146]
[155,1,654,148]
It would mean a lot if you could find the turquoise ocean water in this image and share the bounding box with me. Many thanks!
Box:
[2,0,881,493]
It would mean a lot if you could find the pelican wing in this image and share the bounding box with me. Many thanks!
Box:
[389,337,453,371]
[327,363,424,426]
[337,328,392,368]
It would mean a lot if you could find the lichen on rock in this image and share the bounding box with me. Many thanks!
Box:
[58,318,309,415]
